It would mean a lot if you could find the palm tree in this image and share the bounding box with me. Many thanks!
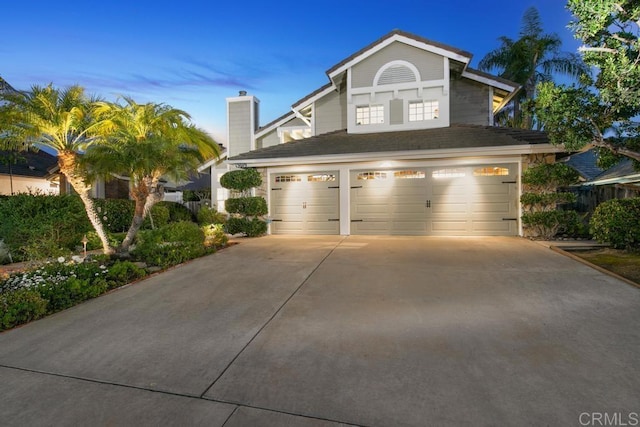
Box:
[3,84,114,254]
[86,97,220,252]
[478,7,588,129]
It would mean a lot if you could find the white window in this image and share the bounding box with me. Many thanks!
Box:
[357,171,387,180]
[394,170,425,179]
[275,175,301,183]
[432,168,466,178]
[409,100,439,121]
[308,174,336,182]
[356,105,384,125]
[473,166,510,176]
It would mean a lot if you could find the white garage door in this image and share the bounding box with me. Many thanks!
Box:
[350,165,518,236]
[270,172,340,235]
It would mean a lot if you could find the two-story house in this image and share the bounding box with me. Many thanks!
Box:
[213,30,562,236]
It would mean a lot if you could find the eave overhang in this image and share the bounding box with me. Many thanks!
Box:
[228,143,564,168]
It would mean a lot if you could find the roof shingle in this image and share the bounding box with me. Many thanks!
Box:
[230,124,552,161]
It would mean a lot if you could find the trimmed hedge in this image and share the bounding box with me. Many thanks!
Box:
[0,193,91,262]
[225,217,267,237]
[219,168,262,192]
[225,197,268,216]
[590,198,640,250]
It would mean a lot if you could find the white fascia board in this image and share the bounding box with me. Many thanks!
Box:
[291,84,337,110]
[461,71,518,92]
[328,34,471,81]
[197,151,228,172]
[226,95,261,104]
[228,144,564,167]
[254,112,296,139]
[586,174,640,186]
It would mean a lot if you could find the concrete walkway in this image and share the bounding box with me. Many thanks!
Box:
[0,236,638,426]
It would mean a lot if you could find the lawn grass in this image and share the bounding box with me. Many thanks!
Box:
[572,248,640,285]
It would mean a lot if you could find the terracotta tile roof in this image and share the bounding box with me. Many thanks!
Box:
[230,124,551,161]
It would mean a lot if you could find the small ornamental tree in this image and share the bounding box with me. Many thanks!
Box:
[521,163,581,239]
[220,168,267,237]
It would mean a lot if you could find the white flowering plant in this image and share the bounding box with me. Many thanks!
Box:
[1,258,146,330]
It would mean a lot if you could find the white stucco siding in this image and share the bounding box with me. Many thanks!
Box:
[351,42,444,88]
[0,175,59,195]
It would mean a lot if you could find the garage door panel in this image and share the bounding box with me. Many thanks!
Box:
[431,220,468,232]
[391,221,428,234]
[471,220,514,233]
[271,221,304,234]
[271,172,339,235]
[306,222,340,234]
[432,203,467,214]
[475,183,512,195]
[472,202,512,213]
[350,164,518,236]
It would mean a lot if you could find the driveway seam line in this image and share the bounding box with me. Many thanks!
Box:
[0,363,367,426]
[198,236,348,399]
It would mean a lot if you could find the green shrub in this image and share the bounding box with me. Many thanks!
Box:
[197,206,227,225]
[220,168,262,192]
[132,222,206,268]
[0,193,92,262]
[156,201,195,223]
[1,261,110,314]
[590,198,640,249]
[1,288,48,331]
[522,163,580,192]
[225,217,267,237]
[225,197,268,216]
[105,261,146,287]
[520,192,577,210]
[92,199,134,233]
[85,231,126,251]
[202,224,228,248]
[143,204,170,229]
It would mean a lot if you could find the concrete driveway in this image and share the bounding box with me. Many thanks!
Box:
[0,236,638,426]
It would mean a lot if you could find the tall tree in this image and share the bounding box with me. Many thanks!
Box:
[535,0,640,165]
[479,6,588,129]
[85,97,220,252]
[0,85,114,254]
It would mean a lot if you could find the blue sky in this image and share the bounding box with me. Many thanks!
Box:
[1,0,580,145]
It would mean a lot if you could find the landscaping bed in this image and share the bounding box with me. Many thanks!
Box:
[570,248,640,286]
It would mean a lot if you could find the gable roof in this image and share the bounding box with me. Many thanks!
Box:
[590,158,640,186]
[0,76,18,95]
[562,150,605,181]
[229,124,555,164]
[0,150,58,178]
[326,30,473,79]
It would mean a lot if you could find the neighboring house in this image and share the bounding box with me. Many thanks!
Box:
[216,30,565,236]
[563,149,640,213]
[0,150,60,195]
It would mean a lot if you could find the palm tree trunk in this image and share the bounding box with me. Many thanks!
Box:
[142,176,165,220]
[119,177,149,252]
[58,151,114,255]
[119,196,145,252]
